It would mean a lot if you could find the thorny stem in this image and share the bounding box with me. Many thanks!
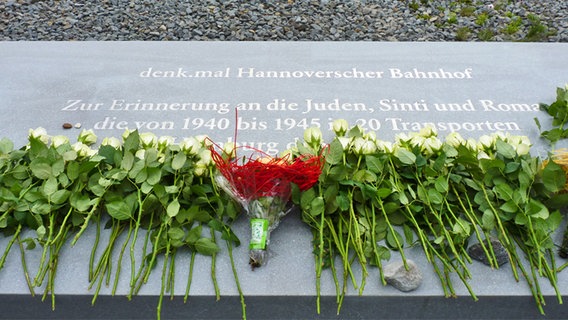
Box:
[112,219,133,296]
[72,197,103,246]
[226,239,247,320]
[0,224,22,270]
[18,233,35,297]
[156,240,171,320]
[184,251,197,303]
[89,215,101,282]
[210,228,220,301]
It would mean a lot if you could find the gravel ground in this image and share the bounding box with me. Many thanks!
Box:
[1,0,567,41]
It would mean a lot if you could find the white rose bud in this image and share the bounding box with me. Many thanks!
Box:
[122,129,135,141]
[73,142,96,158]
[364,131,377,142]
[445,132,465,148]
[515,143,531,156]
[352,137,375,155]
[158,136,175,150]
[419,125,437,138]
[410,135,426,149]
[29,127,49,144]
[332,119,349,137]
[101,137,122,149]
[477,151,491,160]
[196,135,212,148]
[77,129,97,146]
[478,135,494,150]
[198,149,213,167]
[180,137,201,155]
[194,162,208,177]
[52,135,70,148]
[135,149,146,160]
[337,137,352,150]
[421,137,443,155]
[223,142,237,158]
[304,127,322,147]
[465,138,478,151]
[375,139,393,153]
[139,132,157,148]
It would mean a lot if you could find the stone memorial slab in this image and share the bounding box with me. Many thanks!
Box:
[0,42,567,319]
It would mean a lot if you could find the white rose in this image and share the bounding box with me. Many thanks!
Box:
[52,135,70,148]
[332,119,349,136]
[375,139,393,153]
[77,129,97,146]
[135,149,146,160]
[73,142,96,158]
[158,136,175,149]
[337,137,352,150]
[419,125,437,138]
[180,137,201,155]
[139,132,157,148]
[421,137,443,155]
[29,127,49,144]
[445,132,465,148]
[101,137,121,149]
[304,127,322,147]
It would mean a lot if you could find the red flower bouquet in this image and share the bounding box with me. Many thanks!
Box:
[211,145,323,268]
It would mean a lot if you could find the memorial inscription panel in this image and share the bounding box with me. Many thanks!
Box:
[0,42,567,319]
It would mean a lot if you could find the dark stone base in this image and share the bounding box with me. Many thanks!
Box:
[0,294,566,320]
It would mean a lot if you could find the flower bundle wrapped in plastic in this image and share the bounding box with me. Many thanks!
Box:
[210,142,324,268]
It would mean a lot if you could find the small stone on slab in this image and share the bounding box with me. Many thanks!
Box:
[467,237,509,267]
[383,259,422,292]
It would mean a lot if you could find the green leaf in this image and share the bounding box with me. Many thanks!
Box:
[386,228,404,249]
[365,155,383,173]
[43,176,58,196]
[0,138,13,154]
[146,167,162,185]
[70,193,92,212]
[51,159,65,177]
[123,130,140,152]
[481,210,495,230]
[171,152,187,170]
[495,139,516,159]
[167,199,180,218]
[427,188,444,205]
[36,225,46,239]
[326,139,344,165]
[500,200,518,213]
[65,162,79,183]
[121,151,135,171]
[403,224,414,244]
[300,188,316,210]
[50,189,71,205]
[526,199,549,219]
[30,158,52,179]
[309,196,325,216]
[105,201,132,220]
[168,227,185,241]
[395,148,416,165]
[194,238,219,255]
[186,225,203,244]
[494,183,514,201]
[541,160,566,193]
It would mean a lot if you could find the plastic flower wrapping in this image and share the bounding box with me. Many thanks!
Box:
[210,143,324,268]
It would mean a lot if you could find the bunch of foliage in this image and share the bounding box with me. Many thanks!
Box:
[290,121,565,314]
[0,129,243,320]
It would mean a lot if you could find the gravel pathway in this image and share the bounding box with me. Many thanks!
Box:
[1,0,567,41]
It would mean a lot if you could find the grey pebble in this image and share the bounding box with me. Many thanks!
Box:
[383,259,423,292]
